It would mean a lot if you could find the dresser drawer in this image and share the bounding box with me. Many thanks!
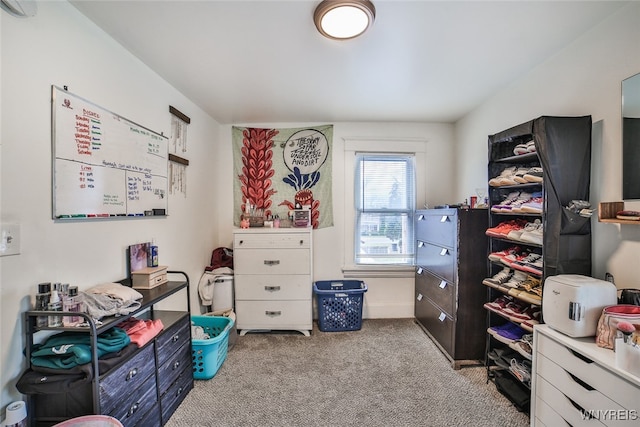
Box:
[156,315,190,367]
[535,376,606,427]
[106,375,158,427]
[415,210,456,247]
[415,267,455,316]
[234,232,310,249]
[414,296,454,356]
[416,241,456,283]
[100,344,156,413]
[160,365,193,425]
[235,274,311,300]
[236,300,311,330]
[234,248,310,275]
[537,334,639,412]
[536,354,623,416]
[534,395,578,427]
[157,340,192,394]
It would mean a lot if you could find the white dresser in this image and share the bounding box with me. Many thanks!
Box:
[531,325,640,426]
[233,228,313,336]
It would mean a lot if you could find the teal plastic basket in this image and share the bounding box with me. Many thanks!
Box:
[191,315,234,380]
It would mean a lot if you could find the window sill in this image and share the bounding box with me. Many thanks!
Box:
[342,266,415,279]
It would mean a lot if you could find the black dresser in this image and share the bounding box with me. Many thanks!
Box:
[414,208,488,369]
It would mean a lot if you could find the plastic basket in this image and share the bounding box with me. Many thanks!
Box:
[191,315,234,380]
[313,280,367,332]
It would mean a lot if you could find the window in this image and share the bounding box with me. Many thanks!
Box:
[354,153,415,265]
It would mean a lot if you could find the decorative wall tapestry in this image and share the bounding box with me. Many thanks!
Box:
[232,125,333,229]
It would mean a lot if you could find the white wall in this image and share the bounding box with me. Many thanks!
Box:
[217,122,455,319]
[0,2,221,408]
[455,3,640,286]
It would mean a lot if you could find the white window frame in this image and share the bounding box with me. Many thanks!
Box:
[343,137,427,278]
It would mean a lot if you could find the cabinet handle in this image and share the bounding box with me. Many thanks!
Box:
[173,360,181,370]
[125,368,138,381]
[264,286,281,292]
[418,214,425,221]
[264,260,280,266]
[265,310,282,317]
[239,240,244,245]
[438,312,446,322]
[175,386,183,397]
[172,334,180,342]
[300,240,304,245]
[439,248,449,256]
[416,293,423,301]
[417,241,425,248]
[440,215,450,223]
[416,267,423,275]
[439,280,447,289]
[127,402,140,417]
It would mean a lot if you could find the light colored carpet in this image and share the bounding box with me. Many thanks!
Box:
[166,319,530,427]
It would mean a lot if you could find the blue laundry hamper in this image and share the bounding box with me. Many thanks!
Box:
[313,280,367,332]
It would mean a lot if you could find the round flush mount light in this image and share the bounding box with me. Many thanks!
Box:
[314,0,376,40]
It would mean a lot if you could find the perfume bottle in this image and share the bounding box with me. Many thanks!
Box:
[48,290,63,327]
[63,286,82,326]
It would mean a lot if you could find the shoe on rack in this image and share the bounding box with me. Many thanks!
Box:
[518,220,543,244]
[488,246,522,263]
[491,191,521,213]
[484,295,513,312]
[513,140,535,156]
[512,167,531,184]
[520,195,544,214]
[488,322,527,342]
[503,270,529,289]
[483,267,513,287]
[513,253,543,276]
[523,167,543,183]
[503,301,535,322]
[507,219,541,241]
[509,358,532,386]
[509,191,542,214]
[501,249,532,268]
[489,166,518,187]
[499,192,533,213]
[486,219,527,238]
[510,335,533,360]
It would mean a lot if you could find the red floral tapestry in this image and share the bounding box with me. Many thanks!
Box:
[232,125,333,229]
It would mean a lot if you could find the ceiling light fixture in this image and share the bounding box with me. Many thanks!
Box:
[314,0,376,40]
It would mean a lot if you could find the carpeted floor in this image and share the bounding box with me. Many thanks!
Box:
[166,319,530,427]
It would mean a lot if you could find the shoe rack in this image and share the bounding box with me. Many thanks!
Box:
[483,116,593,413]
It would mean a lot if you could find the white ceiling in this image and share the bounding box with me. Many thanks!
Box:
[69,0,628,125]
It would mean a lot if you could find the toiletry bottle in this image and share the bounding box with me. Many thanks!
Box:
[63,286,81,326]
[35,282,51,327]
[48,290,63,327]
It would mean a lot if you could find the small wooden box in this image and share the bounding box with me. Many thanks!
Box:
[132,266,168,289]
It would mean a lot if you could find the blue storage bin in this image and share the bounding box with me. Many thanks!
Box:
[191,315,234,380]
[313,280,367,332]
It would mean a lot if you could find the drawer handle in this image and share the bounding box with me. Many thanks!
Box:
[438,312,446,322]
[265,310,282,317]
[265,286,281,292]
[264,260,280,266]
[440,215,449,223]
[439,280,447,289]
[416,267,423,275]
[568,372,595,391]
[416,293,423,301]
[300,240,304,245]
[567,396,592,419]
[127,402,140,417]
[175,386,183,397]
[239,240,244,245]
[418,214,425,221]
[417,241,425,248]
[173,360,181,370]
[172,334,180,342]
[125,368,138,381]
[568,348,594,364]
[439,248,449,256]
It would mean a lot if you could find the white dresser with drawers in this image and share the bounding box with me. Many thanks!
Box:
[531,325,640,426]
[233,228,313,336]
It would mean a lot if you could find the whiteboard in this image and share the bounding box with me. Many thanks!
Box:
[51,86,168,219]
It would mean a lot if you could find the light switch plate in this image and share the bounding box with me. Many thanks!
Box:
[0,223,21,256]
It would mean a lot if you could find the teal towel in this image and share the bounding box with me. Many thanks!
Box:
[31,328,131,370]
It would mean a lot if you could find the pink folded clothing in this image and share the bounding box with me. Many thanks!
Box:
[119,318,164,347]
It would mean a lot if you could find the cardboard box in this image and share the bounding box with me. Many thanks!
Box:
[132,265,168,289]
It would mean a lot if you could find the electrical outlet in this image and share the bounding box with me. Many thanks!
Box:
[0,223,21,256]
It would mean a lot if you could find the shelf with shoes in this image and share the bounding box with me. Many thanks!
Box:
[483,116,593,414]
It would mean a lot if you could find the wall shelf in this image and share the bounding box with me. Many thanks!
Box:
[598,201,640,224]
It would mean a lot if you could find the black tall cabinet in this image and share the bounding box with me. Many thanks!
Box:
[485,115,592,411]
